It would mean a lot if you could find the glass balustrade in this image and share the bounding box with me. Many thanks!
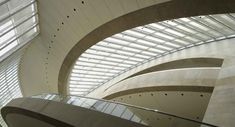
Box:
[31,93,217,127]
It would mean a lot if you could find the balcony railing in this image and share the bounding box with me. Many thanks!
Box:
[31,93,217,127]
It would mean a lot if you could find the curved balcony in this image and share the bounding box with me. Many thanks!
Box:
[1,93,217,127]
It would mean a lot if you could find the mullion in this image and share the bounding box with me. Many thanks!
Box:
[72,70,116,76]
[0,0,36,23]
[83,52,140,63]
[0,13,38,38]
[0,23,38,50]
[170,21,210,42]
[70,76,108,81]
[102,40,161,57]
[79,56,136,67]
[70,91,89,94]
[70,79,107,84]
[175,19,216,40]
[88,48,147,60]
[122,30,183,48]
[69,84,99,88]
[77,59,131,68]
[171,20,213,41]
[134,28,185,47]
[0,84,18,102]
[160,22,203,43]
[69,83,101,86]
[70,87,97,90]
[69,81,101,85]
[70,76,107,82]
[69,86,97,90]
[190,17,228,36]
[118,32,178,49]
[75,63,128,70]
[73,68,120,75]
[0,58,20,69]
[70,74,110,79]
[72,67,118,75]
[139,37,174,51]
[209,15,235,32]
[70,89,93,92]
[78,59,131,68]
[79,56,135,66]
[227,14,235,27]
[80,55,132,65]
[97,41,153,56]
[74,65,124,71]
[0,0,9,6]
[69,84,100,87]
[71,72,113,77]
[194,16,228,36]
[70,79,104,83]
[106,36,165,52]
[70,90,95,93]
[109,36,168,52]
[146,24,195,44]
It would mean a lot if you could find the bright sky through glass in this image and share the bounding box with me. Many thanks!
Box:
[0,0,39,58]
[69,13,235,96]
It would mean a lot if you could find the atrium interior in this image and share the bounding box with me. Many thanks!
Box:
[1,0,235,127]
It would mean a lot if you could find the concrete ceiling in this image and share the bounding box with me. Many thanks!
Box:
[18,0,235,97]
[19,0,169,96]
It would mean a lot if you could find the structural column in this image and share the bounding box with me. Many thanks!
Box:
[204,57,235,127]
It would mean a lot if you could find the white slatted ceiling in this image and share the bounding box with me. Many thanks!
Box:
[0,0,39,126]
[69,13,235,96]
[0,49,23,127]
[0,0,39,59]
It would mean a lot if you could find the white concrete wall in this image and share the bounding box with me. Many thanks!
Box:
[203,57,235,127]
[88,38,235,97]
[88,68,220,98]
[19,0,170,96]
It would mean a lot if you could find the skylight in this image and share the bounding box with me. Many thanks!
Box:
[69,13,235,96]
[0,0,39,59]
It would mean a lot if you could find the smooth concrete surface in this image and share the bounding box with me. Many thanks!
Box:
[59,0,235,95]
[84,68,218,124]
[112,91,212,123]
[19,0,170,96]
[6,114,55,127]
[18,0,235,96]
[127,58,223,79]
[2,98,148,127]
[19,36,52,96]
[15,1,235,126]
[88,68,219,98]
[203,57,235,127]
[88,38,235,99]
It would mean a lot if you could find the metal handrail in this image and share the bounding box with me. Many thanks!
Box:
[31,93,218,127]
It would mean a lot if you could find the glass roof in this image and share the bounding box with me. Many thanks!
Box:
[0,0,39,59]
[69,13,235,96]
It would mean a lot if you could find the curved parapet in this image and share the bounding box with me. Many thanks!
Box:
[1,98,147,127]
[1,94,217,127]
[89,68,220,98]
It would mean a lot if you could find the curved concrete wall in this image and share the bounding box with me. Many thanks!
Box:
[2,98,147,127]
[111,91,212,123]
[88,38,235,98]
[5,114,56,127]
[19,0,235,96]
[126,58,223,79]
[203,56,235,126]
[19,0,170,97]
[59,0,235,95]
[88,68,219,99]
[17,1,235,126]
